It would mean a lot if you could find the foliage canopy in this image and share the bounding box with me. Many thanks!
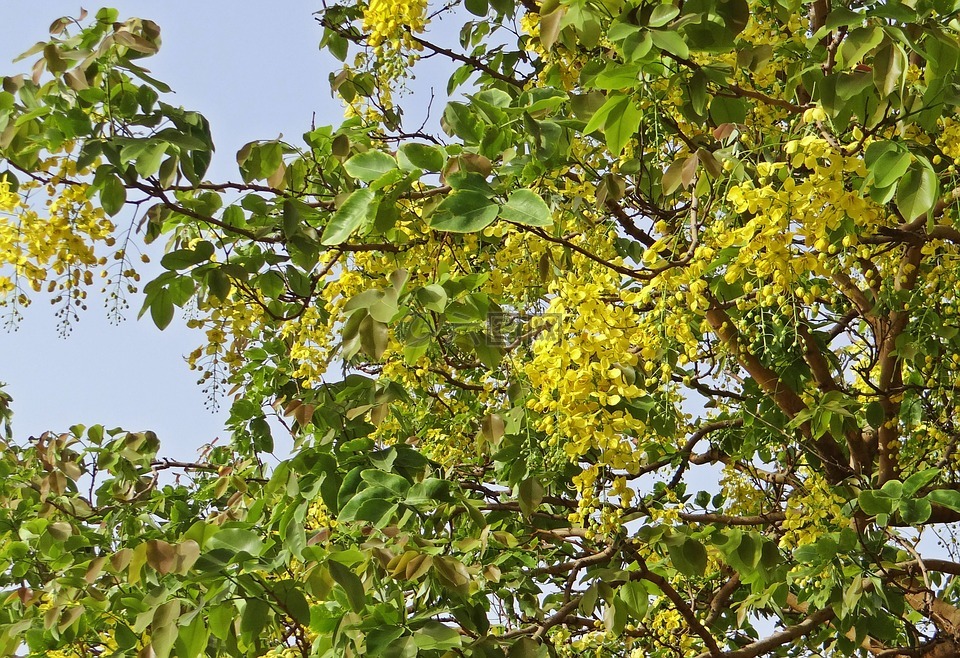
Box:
[6,1,960,656]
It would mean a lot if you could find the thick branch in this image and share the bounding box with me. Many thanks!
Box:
[705,300,850,482]
[694,607,835,658]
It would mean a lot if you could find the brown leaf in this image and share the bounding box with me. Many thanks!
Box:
[113,29,159,54]
[84,556,107,584]
[174,540,200,574]
[461,152,492,176]
[681,153,699,189]
[540,8,566,51]
[146,539,177,575]
[110,548,133,572]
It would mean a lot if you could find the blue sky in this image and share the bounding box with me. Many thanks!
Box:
[0,2,344,460]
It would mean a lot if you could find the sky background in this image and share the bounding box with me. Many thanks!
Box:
[0,2,354,460]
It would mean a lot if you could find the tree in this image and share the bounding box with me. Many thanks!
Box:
[7,1,960,655]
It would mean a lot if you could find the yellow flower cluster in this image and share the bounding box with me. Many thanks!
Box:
[306,497,337,531]
[719,465,768,517]
[779,471,846,550]
[280,305,334,390]
[938,116,960,165]
[187,290,266,400]
[362,0,428,85]
[0,172,116,327]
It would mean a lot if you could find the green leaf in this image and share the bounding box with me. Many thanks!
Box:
[865,401,885,428]
[434,556,471,595]
[500,189,553,226]
[858,490,895,516]
[518,477,543,516]
[540,8,565,51]
[871,148,911,189]
[618,581,649,619]
[134,142,168,178]
[838,26,883,69]
[670,537,707,577]
[175,614,209,658]
[926,489,960,512]
[339,486,395,522]
[881,480,903,498]
[322,188,376,245]
[648,4,679,27]
[428,190,499,232]
[360,469,410,495]
[207,268,231,301]
[398,142,445,171]
[359,314,389,359]
[207,528,264,557]
[161,241,215,270]
[593,63,642,90]
[328,560,366,611]
[100,174,127,217]
[414,621,463,650]
[874,41,906,98]
[903,468,940,496]
[604,97,642,155]
[150,293,174,330]
[343,150,398,181]
[417,284,447,312]
[581,93,620,133]
[239,598,270,637]
[898,497,932,525]
[465,0,489,16]
[650,29,689,59]
[896,161,938,222]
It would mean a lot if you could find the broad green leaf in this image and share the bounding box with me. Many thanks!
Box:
[358,314,389,359]
[670,537,707,577]
[618,581,649,619]
[648,4,679,27]
[903,468,940,496]
[871,148,911,189]
[417,284,447,312]
[874,41,906,98]
[593,63,642,90]
[858,490,895,516]
[604,98,642,155]
[398,142,445,171]
[838,26,883,69]
[865,401,885,428]
[322,188,376,245]
[518,477,544,516]
[360,469,410,495]
[100,174,126,217]
[328,560,366,611]
[428,190,499,232]
[207,528,264,557]
[540,8,565,50]
[465,0,489,16]
[135,142,167,178]
[344,150,398,181]
[651,29,689,59]
[898,497,932,525]
[339,485,395,522]
[434,556,471,595]
[414,621,462,651]
[149,288,175,330]
[896,161,938,222]
[161,241,215,270]
[500,189,553,226]
[583,94,628,134]
[926,489,960,512]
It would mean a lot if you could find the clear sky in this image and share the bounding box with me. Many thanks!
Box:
[0,2,344,460]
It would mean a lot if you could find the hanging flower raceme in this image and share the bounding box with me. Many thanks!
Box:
[362,0,428,84]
